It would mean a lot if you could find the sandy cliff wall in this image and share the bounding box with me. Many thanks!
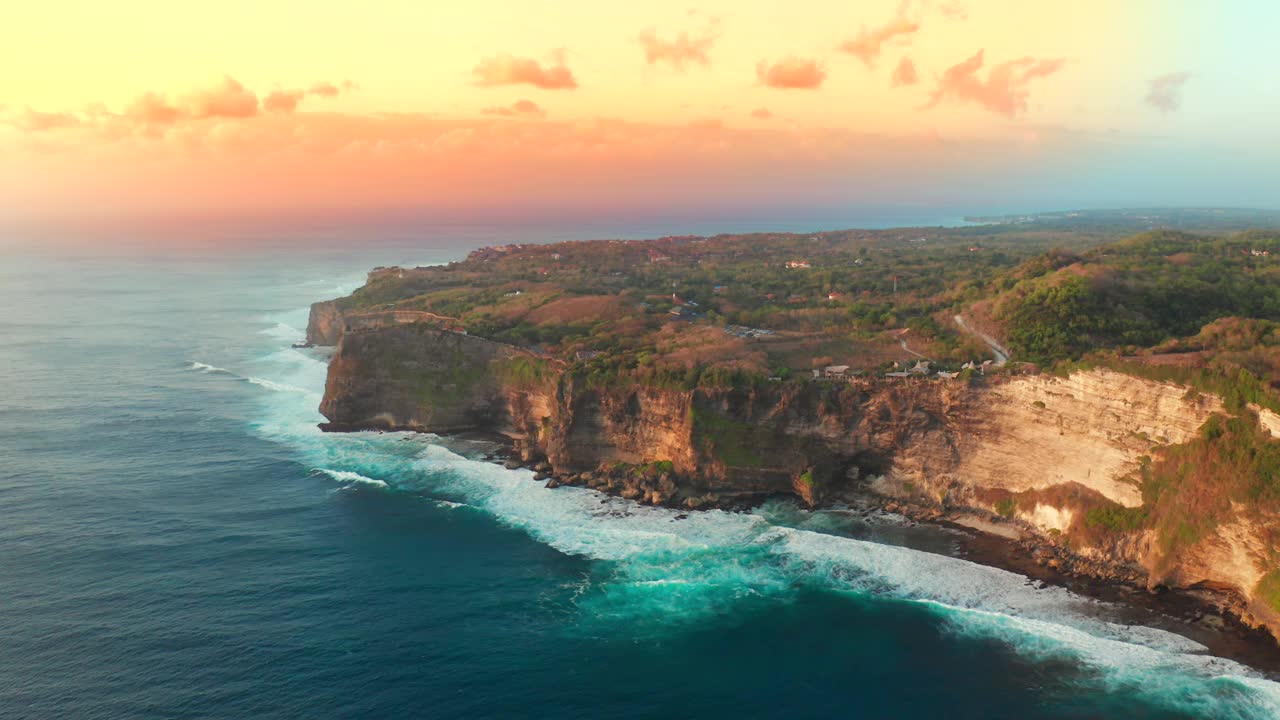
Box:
[890,369,1222,508]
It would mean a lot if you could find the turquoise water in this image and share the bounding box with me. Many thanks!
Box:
[4,231,1280,719]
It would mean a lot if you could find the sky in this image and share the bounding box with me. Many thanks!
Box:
[2,0,1278,233]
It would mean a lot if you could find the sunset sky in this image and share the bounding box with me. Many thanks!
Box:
[3,0,1277,232]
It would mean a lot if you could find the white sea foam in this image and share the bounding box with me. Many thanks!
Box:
[244,376,313,395]
[190,359,317,396]
[188,361,234,375]
[313,468,389,489]
[258,321,306,342]
[244,306,1280,719]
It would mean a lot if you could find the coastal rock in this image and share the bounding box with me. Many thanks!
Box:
[306,300,346,346]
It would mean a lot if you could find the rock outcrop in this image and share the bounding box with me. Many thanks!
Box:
[306,300,345,347]
[319,324,543,433]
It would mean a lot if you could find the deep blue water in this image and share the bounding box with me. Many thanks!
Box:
[4,228,1280,719]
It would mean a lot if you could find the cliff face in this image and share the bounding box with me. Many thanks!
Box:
[312,312,1280,642]
[319,324,541,433]
[306,300,345,346]
[885,369,1221,509]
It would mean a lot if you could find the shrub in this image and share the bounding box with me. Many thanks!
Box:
[1083,504,1148,533]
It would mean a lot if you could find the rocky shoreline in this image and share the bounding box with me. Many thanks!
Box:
[454,432,1280,674]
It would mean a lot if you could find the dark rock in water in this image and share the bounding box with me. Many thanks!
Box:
[503,459,523,470]
[675,514,689,520]
[534,462,552,473]
[533,471,549,481]
[545,478,561,489]
[291,341,314,349]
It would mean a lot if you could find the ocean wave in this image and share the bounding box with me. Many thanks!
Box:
[187,361,234,375]
[244,376,312,394]
[312,468,389,489]
[188,359,317,396]
[258,321,306,342]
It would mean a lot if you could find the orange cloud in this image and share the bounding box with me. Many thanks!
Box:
[263,80,351,113]
[472,51,578,90]
[5,107,81,132]
[937,0,967,21]
[4,108,1089,228]
[124,92,182,127]
[749,107,773,119]
[923,50,1065,117]
[1146,72,1191,113]
[481,99,546,118]
[264,89,306,114]
[308,81,340,97]
[637,23,718,70]
[891,57,918,87]
[839,15,919,67]
[756,56,826,89]
[1,77,357,138]
[181,76,259,119]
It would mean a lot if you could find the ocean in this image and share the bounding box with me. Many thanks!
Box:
[4,220,1280,719]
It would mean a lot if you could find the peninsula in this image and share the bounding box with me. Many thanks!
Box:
[308,209,1280,644]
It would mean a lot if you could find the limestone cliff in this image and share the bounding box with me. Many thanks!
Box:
[306,300,345,346]
[319,324,544,433]
[312,310,1280,643]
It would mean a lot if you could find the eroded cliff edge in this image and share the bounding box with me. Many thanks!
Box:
[311,312,1280,643]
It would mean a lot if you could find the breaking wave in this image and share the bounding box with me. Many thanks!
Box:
[188,361,234,375]
[312,468,388,489]
[188,359,317,396]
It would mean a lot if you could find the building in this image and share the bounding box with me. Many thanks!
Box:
[909,360,931,375]
[823,365,851,378]
[786,260,811,269]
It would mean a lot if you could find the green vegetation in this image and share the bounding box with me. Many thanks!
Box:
[994,497,1017,518]
[494,356,553,388]
[608,460,676,478]
[1083,504,1148,533]
[689,404,772,468]
[1256,570,1280,614]
[1141,413,1280,569]
[997,230,1280,366]
[329,215,1280,411]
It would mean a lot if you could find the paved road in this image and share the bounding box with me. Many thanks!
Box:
[954,315,1010,367]
[901,330,931,361]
